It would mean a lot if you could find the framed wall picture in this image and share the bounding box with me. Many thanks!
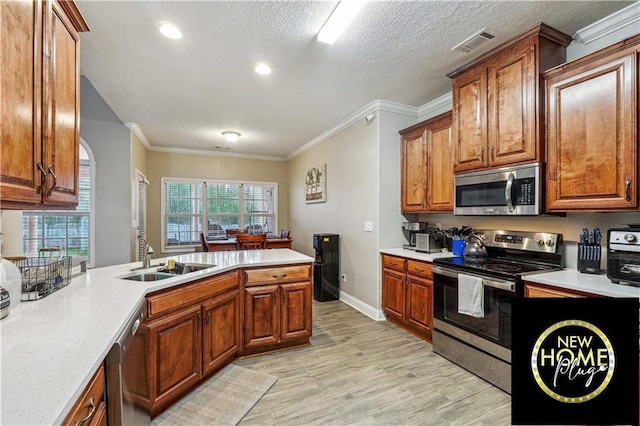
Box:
[305,164,326,203]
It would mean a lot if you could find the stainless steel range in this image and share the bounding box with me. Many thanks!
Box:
[432,230,563,393]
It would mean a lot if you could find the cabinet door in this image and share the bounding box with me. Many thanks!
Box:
[426,112,454,211]
[382,268,405,322]
[43,0,80,205]
[147,305,202,412]
[487,39,537,167]
[281,282,312,342]
[546,51,637,211]
[406,275,432,335]
[244,285,280,349]
[452,66,488,172]
[202,290,240,376]
[0,0,43,204]
[400,130,427,212]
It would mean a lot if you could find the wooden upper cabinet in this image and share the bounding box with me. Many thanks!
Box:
[487,39,536,167]
[400,129,427,212]
[544,35,640,212]
[425,112,454,211]
[449,23,571,173]
[0,0,43,204]
[0,0,88,209]
[400,111,454,213]
[452,66,487,172]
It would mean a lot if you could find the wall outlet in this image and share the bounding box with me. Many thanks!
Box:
[364,221,374,232]
[435,222,442,230]
[340,274,346,282]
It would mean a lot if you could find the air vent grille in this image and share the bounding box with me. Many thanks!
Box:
[452,29,495,53]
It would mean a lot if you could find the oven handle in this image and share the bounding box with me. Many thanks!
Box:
[432,266,515,293]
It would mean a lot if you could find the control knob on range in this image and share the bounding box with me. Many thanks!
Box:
[624,233,638,243]
[546,240,555,247]
[537,239,545,246]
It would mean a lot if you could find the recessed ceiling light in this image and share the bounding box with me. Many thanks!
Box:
[159,22,182,40]
[222,131,241,142]
[254,64,272,75]
[317,0,368,45]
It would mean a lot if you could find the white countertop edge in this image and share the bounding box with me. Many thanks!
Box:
[380,247,640,300]
[1,249,313,425]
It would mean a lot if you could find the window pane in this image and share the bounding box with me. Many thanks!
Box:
[243,184,275,234]
[165,182,203,246]
[206,183,240,236]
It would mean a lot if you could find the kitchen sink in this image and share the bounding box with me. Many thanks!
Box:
[158,262,216,275]
[120,272,176,282]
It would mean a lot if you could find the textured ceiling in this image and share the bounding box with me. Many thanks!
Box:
[77,1,634,160]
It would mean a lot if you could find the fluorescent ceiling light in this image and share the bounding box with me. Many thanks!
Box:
[255,64,272,75]
[317,0,368,45]
[159,22,182,39]
[222,131,241,142]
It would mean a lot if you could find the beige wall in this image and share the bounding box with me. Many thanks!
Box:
[145,151,288,256]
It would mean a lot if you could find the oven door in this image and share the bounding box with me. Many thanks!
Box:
[433,266,514,357]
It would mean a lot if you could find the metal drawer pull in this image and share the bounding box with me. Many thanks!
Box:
[75,397,96,426]
[413,267,425,272]
[36,162,47,194]
[47,166,58,196]
[272,273,287,279]
[625,178,631,202]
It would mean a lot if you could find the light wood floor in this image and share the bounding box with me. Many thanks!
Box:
[235,300,511,425]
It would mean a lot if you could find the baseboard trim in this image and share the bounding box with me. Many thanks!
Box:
[339,291,386,321]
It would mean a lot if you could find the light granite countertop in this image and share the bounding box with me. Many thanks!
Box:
[0,249,313,426]
[380,247,640,299]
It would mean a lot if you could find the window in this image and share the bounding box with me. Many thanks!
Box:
[162,178,277,251]
[23,144,93,265]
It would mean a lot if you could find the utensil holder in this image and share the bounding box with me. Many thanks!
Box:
[577,243,601,274]
[452,240,466,256]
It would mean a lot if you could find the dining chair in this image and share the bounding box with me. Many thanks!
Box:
[280,229,290,239]
[226,228,248,238]
[199,232,209,252]
[236,233,267,250]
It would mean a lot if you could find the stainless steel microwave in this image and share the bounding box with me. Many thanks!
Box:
[454,163,541,216]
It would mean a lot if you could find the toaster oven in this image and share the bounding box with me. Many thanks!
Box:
[607,226,640,286]
[415,232,446,253]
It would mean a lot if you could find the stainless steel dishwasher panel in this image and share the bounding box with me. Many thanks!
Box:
[106,299,150,425]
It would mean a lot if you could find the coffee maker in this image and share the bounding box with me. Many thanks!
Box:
[401,222,428,250]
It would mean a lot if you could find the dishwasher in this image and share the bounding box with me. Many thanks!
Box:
[106,299,150,425]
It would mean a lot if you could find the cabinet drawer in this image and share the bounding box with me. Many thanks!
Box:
[406,260,432,279]
[244,264,311,286]
[147,270,239,318]
[62,364,105,426]
[382,255,406,272]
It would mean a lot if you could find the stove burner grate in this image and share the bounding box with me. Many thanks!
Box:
[482,263,523,273]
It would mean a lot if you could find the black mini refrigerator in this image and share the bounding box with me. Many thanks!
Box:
[313,233,340,301]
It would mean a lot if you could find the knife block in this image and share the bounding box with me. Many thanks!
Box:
[577,243,601,274]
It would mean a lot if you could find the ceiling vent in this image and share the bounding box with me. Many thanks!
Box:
[451,29,495,53]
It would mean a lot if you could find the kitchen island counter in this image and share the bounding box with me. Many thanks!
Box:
[0,249,313,425]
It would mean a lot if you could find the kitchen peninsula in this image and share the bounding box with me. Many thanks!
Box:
[0,249,313,425]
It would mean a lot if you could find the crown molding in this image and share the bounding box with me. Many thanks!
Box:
[286,100,418,160]
[147,145,287,162]
[574,2,640,44]
[124,122,286,162]
[124,122,151,150]
[417,92,452,118]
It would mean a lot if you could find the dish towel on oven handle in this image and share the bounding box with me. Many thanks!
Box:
[458,273,484,318]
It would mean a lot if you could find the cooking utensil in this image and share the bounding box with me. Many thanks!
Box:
[463,234,488,260]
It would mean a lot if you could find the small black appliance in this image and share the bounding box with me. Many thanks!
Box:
[313,233,340,301]
[607,225,640,286]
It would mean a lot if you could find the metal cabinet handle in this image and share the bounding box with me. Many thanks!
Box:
[491,146,495,161]
[36,162,47,194]
[197,312,201,331]
[272,274,287,279]
[47,166,58,196]
[75,397,96,426]
[206,310,211,324]
[413,267,425,273]
[505,173,515,212]
[625,178,631,202]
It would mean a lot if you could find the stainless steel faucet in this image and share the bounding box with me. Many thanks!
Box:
[140,238,153,269]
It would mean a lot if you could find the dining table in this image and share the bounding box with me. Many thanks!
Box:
[205,236,292,251]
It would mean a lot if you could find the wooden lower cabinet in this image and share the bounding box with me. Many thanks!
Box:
[140,264,311,418]
[524,282,597,298]
[242,264,313,354]
[147,305,203,416]
[381,255,433,342]
[62,364,106,426]
[202,289,241,375]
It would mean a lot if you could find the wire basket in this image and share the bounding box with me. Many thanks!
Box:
[8,256,72,301]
